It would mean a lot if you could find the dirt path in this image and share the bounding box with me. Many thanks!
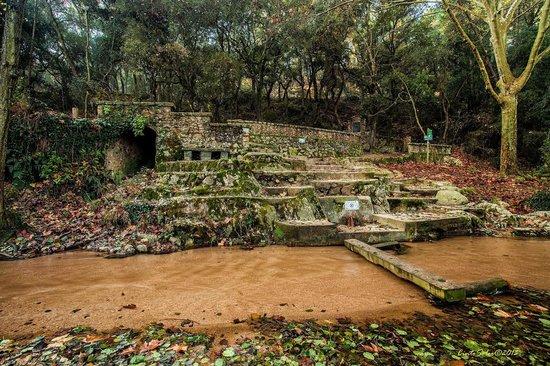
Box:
[0,246,436,338]
[403,237,550,289]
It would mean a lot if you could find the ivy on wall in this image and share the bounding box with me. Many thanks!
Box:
[7,110,150,199]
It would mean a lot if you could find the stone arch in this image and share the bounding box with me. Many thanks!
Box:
[105,127,157,177]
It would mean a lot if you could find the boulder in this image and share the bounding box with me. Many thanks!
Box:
[436,189,469,205]
[443,156,463,167]
[136,244,148,253]
[474,201,518,228]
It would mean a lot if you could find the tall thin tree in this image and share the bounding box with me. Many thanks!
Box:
[442,0,550,175]
[0,0,27,226]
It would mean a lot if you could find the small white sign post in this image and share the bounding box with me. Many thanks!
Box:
[343,200,360,227]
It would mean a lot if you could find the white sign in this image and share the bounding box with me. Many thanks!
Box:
[343,200,360,211]
[243,127,250,133]
[298,137,306,144]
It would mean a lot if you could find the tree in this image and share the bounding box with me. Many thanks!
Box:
[0,0,26,225]
[442,0,550,175]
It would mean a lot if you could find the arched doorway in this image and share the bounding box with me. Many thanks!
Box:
[105,127,157,177]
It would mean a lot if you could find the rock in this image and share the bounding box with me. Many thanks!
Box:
[0,252,14,261]
[436,189,469,205]
[136,244,148,253]
[475,201,518,228]
[296,199,317,221]
[202,176,214,186]
[123,244,136,256]
[185,238,194,249]
[443,156,463,166]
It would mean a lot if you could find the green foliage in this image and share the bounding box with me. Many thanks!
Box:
[6,111,145,197]
[12,0,550,166]
[525,190,550,211]
[539,133,550,176]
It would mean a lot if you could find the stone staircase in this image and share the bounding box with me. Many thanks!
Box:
[146,153,474,249]
[256,155,473,246]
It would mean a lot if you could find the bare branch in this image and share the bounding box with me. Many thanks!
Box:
[442,0,501,102]
[535,45,550,63]
[394,70,425,136]
[515,0,550,92]
[505,0,523,23]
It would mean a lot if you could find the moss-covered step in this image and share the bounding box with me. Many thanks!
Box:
[387,197,436,211]
[401,185,439,197]
[312,179,379,196]
[263,185,315,197]
[156,171,262,196]
[372,212,473,239]
[304,163,347,171]
[243,152,307,171]
[344,239,466,302]
[308,171,378,180]
[337,224,407,244]
[158,195,275,218]
[253,170,315,186]
[157,159,244,173]
[159,194,323,222]
[273,220,340,246]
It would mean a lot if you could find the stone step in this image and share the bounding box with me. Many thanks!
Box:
[273,220,340,246]
[263,185,315,197]
[253,170,313,186]
[307,171,377,180]
[157,160,236,173]
[312,179,379,196]
[244,152,307,170]
[387,197,437,210]
[344,239,466,302]
[159,194,323,223]
[372,212,473,239]
[390,191,411,197]
[401,186,439,197]
[337,224,407,244]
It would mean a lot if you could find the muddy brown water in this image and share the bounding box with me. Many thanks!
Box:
[0,237,548,338]
[404,236,550,290]
[0,246,435,338]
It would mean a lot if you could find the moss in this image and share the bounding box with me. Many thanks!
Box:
[124,202,154,224]
[460,187,478,198]
[190,184,212,196]
[141,187,162,200]
[525,190,550,211]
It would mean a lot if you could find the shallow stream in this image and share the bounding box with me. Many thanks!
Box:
[0,237,547,338]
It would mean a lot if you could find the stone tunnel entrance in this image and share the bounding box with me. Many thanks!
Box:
[105,127,157,177]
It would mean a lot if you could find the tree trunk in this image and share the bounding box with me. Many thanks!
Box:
[0,0,26,226]
[499,94,518,175]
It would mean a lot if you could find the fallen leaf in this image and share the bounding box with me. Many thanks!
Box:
[494,309,513,318]
[170,343,188,353]
[140,339,162,353]
[529,304,548,312]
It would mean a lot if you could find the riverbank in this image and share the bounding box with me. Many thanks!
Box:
[0,288,548,365]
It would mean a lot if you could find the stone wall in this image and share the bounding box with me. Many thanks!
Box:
[155,112,244,162]
[227,119,362,157]
[407,143,452,162]
[96,101,174,117]
[98,101,365,162]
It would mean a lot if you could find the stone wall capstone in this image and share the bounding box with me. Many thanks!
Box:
[227,119,362,157]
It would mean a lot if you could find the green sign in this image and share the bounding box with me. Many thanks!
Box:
[424,128,433,141]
